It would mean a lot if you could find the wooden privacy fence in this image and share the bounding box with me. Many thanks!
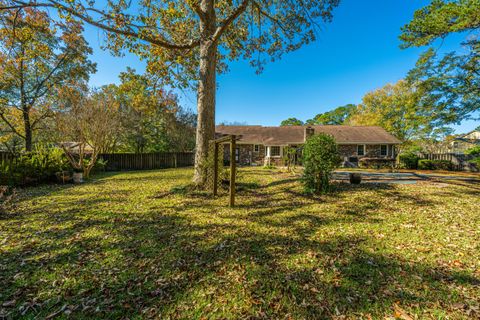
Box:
[99,152,194,171]
[419,153,477,172]
[0,152,14,162]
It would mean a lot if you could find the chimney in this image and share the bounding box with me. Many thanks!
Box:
[304,126,315,141]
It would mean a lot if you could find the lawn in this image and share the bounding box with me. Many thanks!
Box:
[1,168,479,319]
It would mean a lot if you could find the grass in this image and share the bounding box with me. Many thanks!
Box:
[1,167,479,319]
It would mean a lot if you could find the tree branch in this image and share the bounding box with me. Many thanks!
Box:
[186,0,206,22]
[252,0,287,34]
[0,110,26,139]
[1,0,201,50]
[212,0,249,44]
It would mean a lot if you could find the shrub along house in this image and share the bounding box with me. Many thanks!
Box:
[215,125,401,167]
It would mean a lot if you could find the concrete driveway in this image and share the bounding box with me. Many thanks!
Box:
[333,171,480,185]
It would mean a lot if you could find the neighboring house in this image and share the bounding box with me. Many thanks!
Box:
[59,142,94,154]
[443,130,480,154]
[215,125,401,166]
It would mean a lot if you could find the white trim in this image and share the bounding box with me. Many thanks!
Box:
[269,146,282,157]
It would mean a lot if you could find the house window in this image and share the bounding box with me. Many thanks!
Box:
[357,145,365,156]
[235,147,240,162]
[380,145,388,156]
[254,144,259,152]
[270,146,281,157]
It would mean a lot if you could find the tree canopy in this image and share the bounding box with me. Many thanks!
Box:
[280,118,304,126]
[400,0,480,48]
[107,68,196,153]
[400,0,480,124]
[0,7,95,151]
[306,104,355,125]
[347,80,452,143]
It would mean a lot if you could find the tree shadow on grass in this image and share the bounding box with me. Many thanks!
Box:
[3,211,478,318]
[1,172,478,318]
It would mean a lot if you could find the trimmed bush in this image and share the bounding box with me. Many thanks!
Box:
[418,159,434,170]
[302,133,340,194]
[359,157,395,169]
[432,160,454,171]
[418,159,453,171]
[399,152,419,169]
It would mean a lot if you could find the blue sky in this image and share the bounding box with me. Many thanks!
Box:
[85,0,479,134]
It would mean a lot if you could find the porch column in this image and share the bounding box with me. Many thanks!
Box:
[265,146,271,166]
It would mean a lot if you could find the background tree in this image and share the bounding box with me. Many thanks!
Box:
[347,80,452,144]
[1,0,340,185]
[400,0,480,123]
[218,121,249,126]
[280,118,304,126]
[56,87,121,178]
[107,69,195,153]
[306,104,355,125]
[0,7,95,151]
[400,0,479,48]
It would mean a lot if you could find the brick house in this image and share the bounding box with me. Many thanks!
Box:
[215,125,401,166]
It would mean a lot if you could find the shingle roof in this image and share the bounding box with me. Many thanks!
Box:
[215,125,401,145]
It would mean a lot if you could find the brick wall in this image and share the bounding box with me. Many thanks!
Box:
[338,145,357,159]
[225,143,396,166]
[223,143,256,166]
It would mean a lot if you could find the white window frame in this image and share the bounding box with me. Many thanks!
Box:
[254,144,260,152]
[270,146,281,157]
[357,144,365,156]
[380,144,388,156]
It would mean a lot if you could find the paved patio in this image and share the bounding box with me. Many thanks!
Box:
[333,171,480,185]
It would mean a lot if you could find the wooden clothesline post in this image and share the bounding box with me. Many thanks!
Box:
[229,135,236,207]
[213,142,219,197]
[210,134,240,207]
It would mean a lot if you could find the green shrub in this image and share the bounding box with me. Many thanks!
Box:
[470,157,480,167]
[91,158,108,173]
[302,133,340,194]
[359,158,395,169]
[433,160,454,171]
[399,152,419,169]
[418,159,434,170]
[263,164,276,169]
[282,146,298,170]
[466,147,480,167]
[0,145,71,186]
[418,159,453,171]
[465,146,480,156]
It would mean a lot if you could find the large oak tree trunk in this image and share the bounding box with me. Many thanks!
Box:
[193,3,217,186]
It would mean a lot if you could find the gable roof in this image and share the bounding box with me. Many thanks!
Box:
[215,125,402,145]
[457,130,480,141]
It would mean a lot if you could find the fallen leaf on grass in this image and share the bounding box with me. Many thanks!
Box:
[393,303,413,320]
